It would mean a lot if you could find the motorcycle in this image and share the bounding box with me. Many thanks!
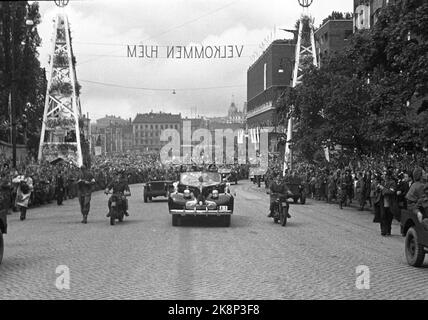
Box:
[268,191,292,227]
[106,191,131,226]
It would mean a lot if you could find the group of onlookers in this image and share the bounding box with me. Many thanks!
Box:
[264,152,428,236]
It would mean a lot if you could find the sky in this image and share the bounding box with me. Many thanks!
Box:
[35,0,353,121]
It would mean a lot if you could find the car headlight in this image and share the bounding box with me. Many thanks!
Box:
[184,189,190,197]
[212,190,219,199]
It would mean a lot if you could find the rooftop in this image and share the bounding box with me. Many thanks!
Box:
[133,111,182,123]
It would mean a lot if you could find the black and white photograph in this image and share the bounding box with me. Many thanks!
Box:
[0,0,427,306]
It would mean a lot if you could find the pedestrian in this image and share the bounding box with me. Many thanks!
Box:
[378,168,399,236]
[0,170,12,217]
[12,170,33,221]
[55,169,65,205]
[76,165,95,224]
[356,172,365,211]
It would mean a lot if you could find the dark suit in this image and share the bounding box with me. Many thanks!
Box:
[55,174,65,205]
[380,178,398,235]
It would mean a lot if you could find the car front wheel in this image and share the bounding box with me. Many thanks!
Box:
[405,227,425,267]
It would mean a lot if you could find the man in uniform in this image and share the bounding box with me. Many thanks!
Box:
[267,171,292,219]
[77,165,96,224]
[105,170,131,217]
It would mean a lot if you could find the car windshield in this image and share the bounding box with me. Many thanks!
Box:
[180,172,221,186]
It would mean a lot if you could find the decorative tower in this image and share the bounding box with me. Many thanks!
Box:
[284,0,318,173]
[38,0,84,166]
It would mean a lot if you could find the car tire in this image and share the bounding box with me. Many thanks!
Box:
[110,216,115,226]
[149,196,153,202]
[172,214,180,226]
[300,195,306,205]
[144,194,148,203]
[274,218,279,224]
[405,227,425,267]
[293,197,298,204]
[0,233,4,265]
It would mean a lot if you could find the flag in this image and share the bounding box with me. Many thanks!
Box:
[8,92,12,143]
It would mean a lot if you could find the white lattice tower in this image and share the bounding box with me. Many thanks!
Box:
[283,4,318,174]
[38,11,83,166]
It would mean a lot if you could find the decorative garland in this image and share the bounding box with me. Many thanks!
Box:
[50,80,73,96]
[56,29,66,42]
[45,117,76,129]
[43,143,78,156]
[53,54,69,68]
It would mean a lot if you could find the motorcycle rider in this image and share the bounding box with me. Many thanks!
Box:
[105,170,131,217]
[267,171,292,219]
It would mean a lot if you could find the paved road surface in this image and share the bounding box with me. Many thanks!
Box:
[0,181,427,299]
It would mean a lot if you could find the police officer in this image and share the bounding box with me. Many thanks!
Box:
[268,171,291,219]
[105,170,131,217]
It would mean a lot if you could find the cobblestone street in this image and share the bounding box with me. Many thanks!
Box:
[0,181,427,300]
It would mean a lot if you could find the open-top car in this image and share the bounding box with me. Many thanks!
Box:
[0,209,7,264]
[168,171,234,227]
[218,167,238,185]
[143,180,174,202]
[401,209,428,267]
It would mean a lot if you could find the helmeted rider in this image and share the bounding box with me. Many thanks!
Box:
[105,170,131,217]
[268,171,292,218]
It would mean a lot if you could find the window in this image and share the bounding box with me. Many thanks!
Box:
[263,63,267,91]
[344,30,352,40]
[155,124,158,129]
[151,125,153,129]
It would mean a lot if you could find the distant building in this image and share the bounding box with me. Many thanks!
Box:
[315,19,353,61]
[133,112,182,152]
[353,0,398,31]
[246,39,295,128]
[90,115,133,155]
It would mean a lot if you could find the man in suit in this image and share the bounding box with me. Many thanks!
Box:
[379,167,398,236]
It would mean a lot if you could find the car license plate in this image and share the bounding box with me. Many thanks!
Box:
[112,202,116,207]
[219,206,228,211]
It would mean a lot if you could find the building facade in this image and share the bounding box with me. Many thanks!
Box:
[133,112,182,152]
[90,115,133,155]
[246,40,295,128]
[353,0,397,31]
[315,19,353,61]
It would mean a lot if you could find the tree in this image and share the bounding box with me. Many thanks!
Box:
[0,1,46,157]
[277,0,428,161]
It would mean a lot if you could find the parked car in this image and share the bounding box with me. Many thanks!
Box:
[0,209,7,264]
[168,171,234,227]
[401,209,428,267]
[218,168,238,185]
[143,180,174,202]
